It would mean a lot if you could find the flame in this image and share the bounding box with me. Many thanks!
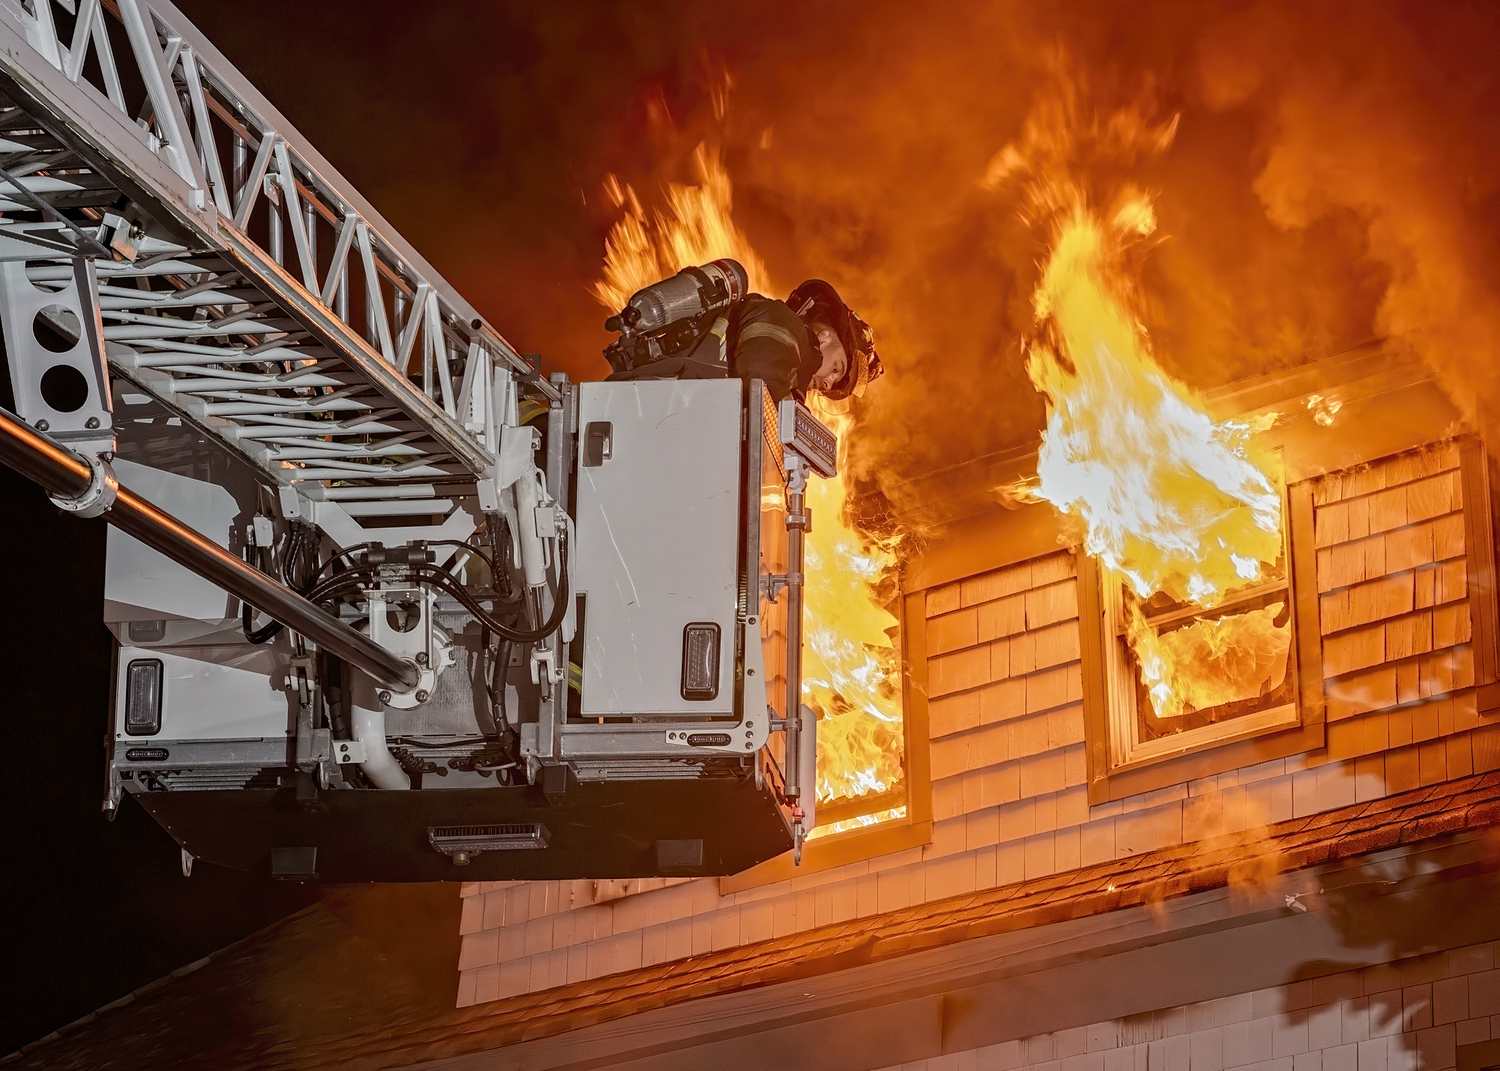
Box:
[595,145,904,809]
[1127,601,1291,719]
[1027,203,1283,609]
[1305,393,1343,426]
[802,396,905,805]
[593,146,772,309]
[1001,86,1289,719]
[808,805,908,842]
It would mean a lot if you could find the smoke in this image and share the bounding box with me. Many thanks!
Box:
[622,0,1500,522]
[1199,2,1500,426]
[190,0,1500,509]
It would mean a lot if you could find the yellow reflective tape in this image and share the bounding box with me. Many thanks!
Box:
[739,321,799,351]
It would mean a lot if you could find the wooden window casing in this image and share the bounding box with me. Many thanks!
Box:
[720,590,932,893]
[1466,437,1500,714]
[1082,434,1500,804]
[1080,477,1328,804]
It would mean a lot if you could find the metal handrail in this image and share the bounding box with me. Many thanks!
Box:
[0,405,419,692]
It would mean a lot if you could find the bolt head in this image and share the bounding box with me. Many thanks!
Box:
[378,690,392,704]
[414,689,430,703]
[415,652,428,667]
[35,419,48,431]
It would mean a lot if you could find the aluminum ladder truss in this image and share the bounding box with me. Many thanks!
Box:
[0,0,559,541]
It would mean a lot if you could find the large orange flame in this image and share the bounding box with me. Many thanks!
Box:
[999,87,1290,720]
[594,146,772,311]
[802,396,905,804]
[595,145,904,809]
[1028,202,1283,608]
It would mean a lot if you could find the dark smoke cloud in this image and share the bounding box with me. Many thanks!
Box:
[182,0,1500,515]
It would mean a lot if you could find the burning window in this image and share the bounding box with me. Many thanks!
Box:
[991,96,1328,801]
[1094,472,1304,771]
[800,396,911,841]
[1078,473,1326,802]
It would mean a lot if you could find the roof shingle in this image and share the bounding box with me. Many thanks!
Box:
[12,772,1500,1070]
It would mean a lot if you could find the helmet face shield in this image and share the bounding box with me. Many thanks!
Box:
[788,279,884,400]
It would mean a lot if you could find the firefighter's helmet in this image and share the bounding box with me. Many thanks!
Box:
[787,279,883,400]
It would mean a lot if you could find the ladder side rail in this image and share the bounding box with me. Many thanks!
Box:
[143,0,542,390]
[0,0,546,484]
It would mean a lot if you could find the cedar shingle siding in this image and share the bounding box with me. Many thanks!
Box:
[456,437,1500,1010]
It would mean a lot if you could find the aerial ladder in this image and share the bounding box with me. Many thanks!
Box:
[0,0,831,881]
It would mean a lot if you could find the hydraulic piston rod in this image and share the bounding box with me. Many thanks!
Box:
[0,405,420,693]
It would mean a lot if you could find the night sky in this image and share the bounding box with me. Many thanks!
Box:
[7,0,1500,1053]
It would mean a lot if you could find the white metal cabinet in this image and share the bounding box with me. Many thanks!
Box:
[573,380,742,717]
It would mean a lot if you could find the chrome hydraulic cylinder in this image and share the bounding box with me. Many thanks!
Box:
[0,405,419,693]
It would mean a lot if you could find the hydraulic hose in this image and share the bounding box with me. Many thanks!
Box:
[307,544,571,646]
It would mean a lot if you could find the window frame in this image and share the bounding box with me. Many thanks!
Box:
[719,588,932,893]
[1079,477,1328,804]
[1465,436,1500,714]
[1099,472,1302,769]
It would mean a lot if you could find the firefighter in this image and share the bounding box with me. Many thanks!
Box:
[604,269,883,403]
[731,279,882,402]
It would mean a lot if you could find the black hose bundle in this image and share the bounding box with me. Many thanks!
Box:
[301,531,569,646]
[241,515,568,648]
[242,520,318,644]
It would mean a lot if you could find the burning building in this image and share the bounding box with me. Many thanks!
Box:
[419,121,1500,1070]
[34,123,1500,1071]
[14,5,1500,1070]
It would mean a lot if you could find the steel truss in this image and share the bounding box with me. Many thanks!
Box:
[0,0,555,529]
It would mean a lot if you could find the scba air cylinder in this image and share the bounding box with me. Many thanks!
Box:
[615,259,748,336]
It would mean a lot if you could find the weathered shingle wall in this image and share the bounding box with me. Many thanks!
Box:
[923,550,1091,882]
[1315,443,1487,787]
[455,439,1500,1009]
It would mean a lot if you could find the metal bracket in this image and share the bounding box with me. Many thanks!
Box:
[48,452,117,517]
[333,739,367,765]
[530,645,563,701]
[0,256,115,456]
[366,586,452,708]
[764,571,803,603]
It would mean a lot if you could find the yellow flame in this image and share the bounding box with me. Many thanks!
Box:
[1127,602,1291,719]
[999,85,1289,719]
[594,146,772,309]
[807,805,908,842]
[1028,203,1283,609]
[595,145,904,808]
[802,396,904,804]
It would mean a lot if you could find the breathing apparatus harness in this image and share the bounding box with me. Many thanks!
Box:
[601,261,884,401]
[602,258,749,373]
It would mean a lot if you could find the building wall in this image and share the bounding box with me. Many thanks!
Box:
[456,439,1500,1009]
[865,940,1500,1071]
